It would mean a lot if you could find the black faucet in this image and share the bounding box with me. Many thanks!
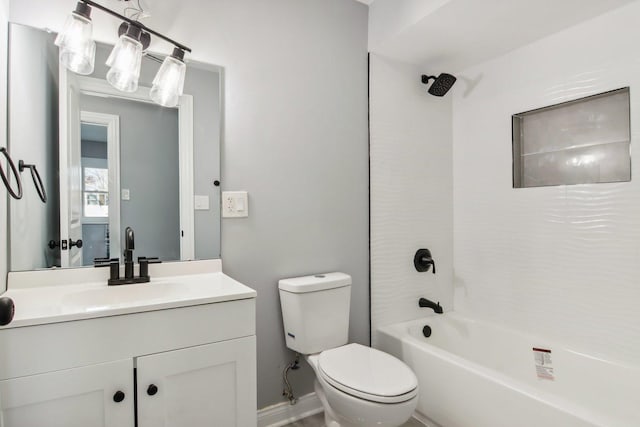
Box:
[124,227,135,279]
[94,226,161,286]
[419,298,443,314]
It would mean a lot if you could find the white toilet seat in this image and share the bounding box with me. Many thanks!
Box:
[318,343,418,404]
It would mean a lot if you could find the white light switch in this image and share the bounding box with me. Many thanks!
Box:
[222,191,249,218]
[122,189,130,201]
[194,195,210,210]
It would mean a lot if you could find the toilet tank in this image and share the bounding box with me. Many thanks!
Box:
[279,272,351,355]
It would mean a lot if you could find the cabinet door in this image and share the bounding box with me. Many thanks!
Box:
[137,335,257,427]
[0,359,134,427]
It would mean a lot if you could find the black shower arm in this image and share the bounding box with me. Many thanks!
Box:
[421,75,437,84]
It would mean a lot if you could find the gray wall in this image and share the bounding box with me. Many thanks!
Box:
[8,23,59,270]
[80,94,181,262]
[212,1,370,408]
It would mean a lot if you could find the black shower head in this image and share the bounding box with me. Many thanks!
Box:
[421,73,457,97]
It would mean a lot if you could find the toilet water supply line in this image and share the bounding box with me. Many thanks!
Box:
[283,354,300,405]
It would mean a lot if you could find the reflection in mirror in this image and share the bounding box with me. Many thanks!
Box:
[8,23,222,271]
[80,122,111,266]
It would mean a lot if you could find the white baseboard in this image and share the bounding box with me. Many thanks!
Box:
[413,411,441,427]
[258,392,323,427]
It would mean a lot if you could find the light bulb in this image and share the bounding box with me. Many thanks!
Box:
[106,25,143,93]
[55,2,95,75]
[150,48,186,107]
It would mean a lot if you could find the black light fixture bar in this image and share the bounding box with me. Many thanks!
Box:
[80,0,192,53]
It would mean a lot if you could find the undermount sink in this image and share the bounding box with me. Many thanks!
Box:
[61,281,186,312]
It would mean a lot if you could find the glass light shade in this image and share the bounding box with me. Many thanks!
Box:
[106,35,143,92]
[54,12,96,75]
[150,55,186,107]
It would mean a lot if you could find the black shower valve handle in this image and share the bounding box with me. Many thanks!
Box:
[414,248,436,274]
[427,258,436,274]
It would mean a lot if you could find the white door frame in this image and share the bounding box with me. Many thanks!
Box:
[80,111,121,261]
[59,66,84,268]
[75,77,195,261]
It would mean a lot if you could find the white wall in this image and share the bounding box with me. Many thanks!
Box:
[453,2,640,363]
[0,0,9,293]
[369,54,453,344]
[368,0,450,51]
[10,0,369,409]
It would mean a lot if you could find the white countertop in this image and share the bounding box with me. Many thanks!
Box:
[0,271,256,329]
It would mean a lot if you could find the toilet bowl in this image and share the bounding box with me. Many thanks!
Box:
[307,343,418,427]
[278,273,419,427]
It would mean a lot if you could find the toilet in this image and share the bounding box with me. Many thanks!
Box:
[279,273,418,427]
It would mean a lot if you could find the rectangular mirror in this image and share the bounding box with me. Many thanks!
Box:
[7,23,222,271]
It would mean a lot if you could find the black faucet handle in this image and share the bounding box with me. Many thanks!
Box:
[94,257,119,266]
[138,257,162,278]
[94,258,120,281]
[138,256,161,263]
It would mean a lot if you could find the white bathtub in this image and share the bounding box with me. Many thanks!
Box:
[377,313,640,427]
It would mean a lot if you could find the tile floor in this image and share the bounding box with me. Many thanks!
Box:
[282,412,425,426]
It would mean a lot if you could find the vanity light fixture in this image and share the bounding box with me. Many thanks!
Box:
[150,47,187,107]
[54,2,96,75]
[57,0,192,106]
[106,24,144,92]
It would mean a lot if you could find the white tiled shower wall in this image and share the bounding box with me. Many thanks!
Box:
[453,3,640,362]
[370,55,453,344]
[372,2,640,362]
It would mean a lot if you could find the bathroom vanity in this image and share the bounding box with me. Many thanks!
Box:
[0,260,257,427]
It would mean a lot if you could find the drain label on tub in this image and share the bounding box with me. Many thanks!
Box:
[532,348,554,380]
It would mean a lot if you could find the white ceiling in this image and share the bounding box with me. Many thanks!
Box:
[369,0,637,72]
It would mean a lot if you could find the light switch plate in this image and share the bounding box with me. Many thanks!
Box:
[194,195,210,211]
[122,189,130,201]
[222,191,249,218]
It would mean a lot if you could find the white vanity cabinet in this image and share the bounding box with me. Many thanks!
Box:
[0,359,135,427]
[0,336,256,427]
[137,336,256,427]
[0,267,258,427]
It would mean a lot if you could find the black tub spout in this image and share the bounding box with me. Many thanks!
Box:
[419,298,443,314]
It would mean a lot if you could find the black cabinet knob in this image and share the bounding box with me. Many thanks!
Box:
[147,384,158,396]
[70,238,83,249]
[113,391,125,403]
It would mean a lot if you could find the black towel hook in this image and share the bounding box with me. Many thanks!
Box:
[0,147,23,200]
[19,160,47,203]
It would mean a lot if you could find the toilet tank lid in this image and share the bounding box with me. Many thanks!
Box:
[278,272,351,293]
